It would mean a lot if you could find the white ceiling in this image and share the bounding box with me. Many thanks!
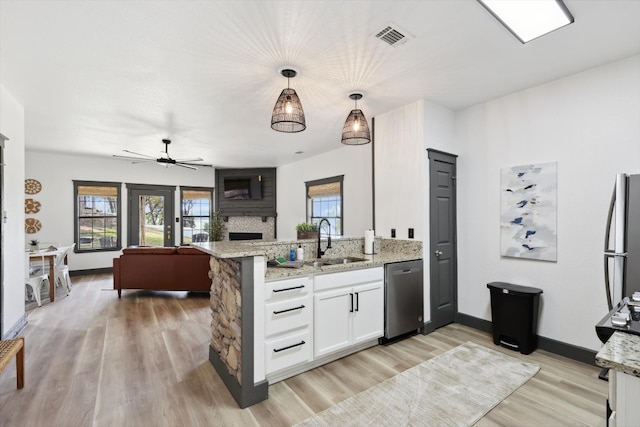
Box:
[1,1,639,168]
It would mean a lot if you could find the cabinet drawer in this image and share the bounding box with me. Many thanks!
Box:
[265,294,312,336]
[266,276,311,301]
[314,267,383,292]
[266,330,311,374]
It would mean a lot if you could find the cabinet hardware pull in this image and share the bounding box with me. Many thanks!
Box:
[273,285,305,293]
[355,292,359,312]
[273,340,305,353]
[349,293,354,313]
[273,305,305,315]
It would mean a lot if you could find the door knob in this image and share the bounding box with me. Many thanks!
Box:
[434,250,443,257]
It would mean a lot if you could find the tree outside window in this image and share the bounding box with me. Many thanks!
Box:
[306,175,343,237]
[181,187,213,244]
[74,181,121,252]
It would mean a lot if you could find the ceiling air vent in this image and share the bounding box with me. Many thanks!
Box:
[374,23,412,47]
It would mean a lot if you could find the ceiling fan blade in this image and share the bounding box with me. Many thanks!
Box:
[173,157,203,163]
[179,161,213,168]
[113,154,155,161]
[175,163,198,170]
[131,159,157,165]
[122,149,156,158]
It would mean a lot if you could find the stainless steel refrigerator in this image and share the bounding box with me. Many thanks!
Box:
[604,173,640,310]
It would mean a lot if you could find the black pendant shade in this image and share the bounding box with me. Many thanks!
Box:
[341,93,371,145]
[271,69,306,133]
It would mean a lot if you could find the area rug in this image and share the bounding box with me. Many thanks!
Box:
[294,341,540,427]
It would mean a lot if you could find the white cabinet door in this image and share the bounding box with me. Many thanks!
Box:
[314,287,351,358]
[352,281,384,344]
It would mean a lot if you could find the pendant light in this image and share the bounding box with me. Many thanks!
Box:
[271,68,306,133]
[341,93,371,145]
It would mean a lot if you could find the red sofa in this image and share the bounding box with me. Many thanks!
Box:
[113,246,211,297]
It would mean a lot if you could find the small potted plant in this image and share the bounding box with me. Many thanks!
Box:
[28,239,39,252]
[208,209,227,242]
[295,222,318,240]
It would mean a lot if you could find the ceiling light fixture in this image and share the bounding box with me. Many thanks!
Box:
[477,0,574,44]
[341,93,371,145]
[271,68,306,133]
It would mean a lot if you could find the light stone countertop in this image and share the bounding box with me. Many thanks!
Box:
[264,252,422,280]
[192,238,423,281]
[596,332,640,378]
[192,241,267,258]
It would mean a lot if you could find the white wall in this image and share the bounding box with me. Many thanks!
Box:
[374,99,457,324]
[25,151,215,271]
[0,84,26,337]
[374,100,426,240]
[456,55,640,351]
[277,144,373,241]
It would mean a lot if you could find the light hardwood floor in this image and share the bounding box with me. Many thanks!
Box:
[1,273,607,426]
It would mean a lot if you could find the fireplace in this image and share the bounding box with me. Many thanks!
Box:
[225,216,275,240]
[229,232,263,241]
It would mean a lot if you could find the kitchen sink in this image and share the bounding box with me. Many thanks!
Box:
[306,256,368,267]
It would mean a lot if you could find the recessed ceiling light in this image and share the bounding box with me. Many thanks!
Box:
[477,0,574,44]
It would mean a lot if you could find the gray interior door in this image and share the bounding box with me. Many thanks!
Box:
[127,184,175,247]
[428,149,458,330]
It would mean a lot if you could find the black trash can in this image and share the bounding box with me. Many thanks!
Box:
[487,282,543,355]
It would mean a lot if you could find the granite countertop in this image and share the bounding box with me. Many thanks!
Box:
[264,252,422,281]
[192,239,423,281]
[595,331,640,378]
[191,241,268,258]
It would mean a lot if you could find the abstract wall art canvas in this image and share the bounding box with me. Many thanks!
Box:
[500,162,557,262]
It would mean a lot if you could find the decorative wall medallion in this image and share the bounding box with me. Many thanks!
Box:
[25,198,42,214]
[25,179,42,194]
[25,218,42,234]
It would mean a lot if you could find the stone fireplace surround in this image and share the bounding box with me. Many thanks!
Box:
[224,216,275,241]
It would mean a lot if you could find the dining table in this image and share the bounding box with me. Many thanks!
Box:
[28,246,69,303]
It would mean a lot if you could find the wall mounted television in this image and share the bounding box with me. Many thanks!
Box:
[223,175,262,200]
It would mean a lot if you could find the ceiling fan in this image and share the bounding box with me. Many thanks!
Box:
[113,139,212,170]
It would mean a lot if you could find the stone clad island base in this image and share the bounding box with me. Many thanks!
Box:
[208,255,268,408]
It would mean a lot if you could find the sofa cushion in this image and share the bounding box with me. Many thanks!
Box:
[122,247,178,255]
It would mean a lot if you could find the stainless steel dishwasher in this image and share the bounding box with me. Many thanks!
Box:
[383,260,424,341]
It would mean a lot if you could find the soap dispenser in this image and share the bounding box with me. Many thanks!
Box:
[296,244,304,261]
[289,245,296,261]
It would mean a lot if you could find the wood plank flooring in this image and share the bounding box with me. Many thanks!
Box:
[0,273,607,426]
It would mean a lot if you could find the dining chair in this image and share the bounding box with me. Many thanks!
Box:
[50,243,75,293]
[25,253,50,307]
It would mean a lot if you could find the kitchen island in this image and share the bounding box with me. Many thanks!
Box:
[194,237,422,408]
[596,331,640,426]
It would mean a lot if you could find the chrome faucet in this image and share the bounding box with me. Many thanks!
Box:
[317,218,332,258]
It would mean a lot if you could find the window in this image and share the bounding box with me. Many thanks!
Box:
[181,187,213,244]
[306,175,343,236]
[74,181,121,252]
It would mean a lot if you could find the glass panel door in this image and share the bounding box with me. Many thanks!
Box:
[127,185,175,247]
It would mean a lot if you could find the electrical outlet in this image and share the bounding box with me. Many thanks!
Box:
[408,228,414,239]
[391,228,396,238]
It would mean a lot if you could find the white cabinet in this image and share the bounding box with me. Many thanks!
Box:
[314,267,384,359]
[264,276,313,375]
[612,369,640,427]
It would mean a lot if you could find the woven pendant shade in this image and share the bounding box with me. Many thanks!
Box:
[271,69,306,133]
[271,88,306,132]
[341,93,371,145]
